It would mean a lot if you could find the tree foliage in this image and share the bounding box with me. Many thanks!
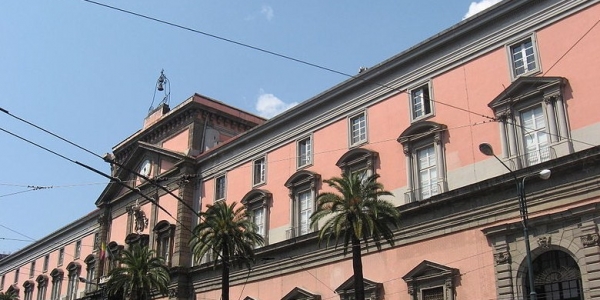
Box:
[105,244,170,300]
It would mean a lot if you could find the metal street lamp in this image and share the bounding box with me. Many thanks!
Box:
[479,143,551,300]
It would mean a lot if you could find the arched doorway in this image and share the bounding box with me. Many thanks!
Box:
[525,250,582,300]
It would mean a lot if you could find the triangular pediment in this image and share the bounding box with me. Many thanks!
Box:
[488,76,566,109]
[281,287,321,300]
[402,260,458,283]
[95,141,190,206]
[335,276,382,294]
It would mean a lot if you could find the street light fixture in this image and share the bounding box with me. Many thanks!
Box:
[479,143,551,300]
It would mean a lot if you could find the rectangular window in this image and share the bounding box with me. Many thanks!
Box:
[297,136,312,168]
[37,284,47,300]
[410,83,433,120]
[509,36,540,79]
[51,278,62,300]
[349,112,367,146]
[158,235,171,265]
[215,175,226,201]
[422,286,444,300]
[298,190,313,236]
[0,274,4,290]
[43,255,49,272]
[520,105,549,166]
[417,145,439,200]
[253,207,266,238]
[252,157,266,186]
[14,268,19,283]
[75,240,82,259]
[30,261,35,278]
[58,248,64,266]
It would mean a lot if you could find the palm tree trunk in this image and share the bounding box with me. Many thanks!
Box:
[222,243,230,300]
[352,235,365,300]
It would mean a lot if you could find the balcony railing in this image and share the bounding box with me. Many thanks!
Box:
[286,226,313,239]
[404,182,444,203]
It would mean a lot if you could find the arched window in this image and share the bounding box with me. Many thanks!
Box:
[241,189,272,245]
[23,280,35,300]
[526,250,582,299]
[153,221,175,266]
[335,148,378,180]
[106,241,124,274]
[83,255,96,293]
[35,275,48,300]
[285,170,320,238]
[398,121,447,203]
[66,262,81,300]
[49,268,64,300]
[6,284,20,299]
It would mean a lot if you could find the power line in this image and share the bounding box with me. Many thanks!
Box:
[0,224,35,241]
[79,0,495,121]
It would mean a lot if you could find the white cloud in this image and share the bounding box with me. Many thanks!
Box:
[463,0,503,20]
[246,5,274,21]
[255,90,297,118]
[260,5,274,21]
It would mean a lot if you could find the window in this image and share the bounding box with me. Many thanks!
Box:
[83,255,96,293]
[23,281,34,300]
[241,189,272,245]
[335,148,378,179]
[93,232,100,251]
[349,112,367,147]
[508,35,540,79]
[43,255,49,273]
[153,221,175,267]
[402,260,458,300]
[66,262,81,300]
[1,274,4,290]
[49,269,63,300]
[489,77,571,168]
[296,136,312,169]
[14,268,19,283]
[409,82,434,121]
[215,174,226,201]
[335,276,382,300]
[58,248,64,266]
[528,250,582,299]
[297,136,312,168]
[285,170,321,239]
[74,240,81,259]
[35,275,48,300]
[29,262,35,278]
[105,242,123,274]
[252,156,267,186]
[398,121,447,203]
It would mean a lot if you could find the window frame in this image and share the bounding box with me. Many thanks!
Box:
[408,81,435,122]
[74,240,82,259]
[398,121,447,203]
[153,221,175,267]
[285,171,321,239]
[214,174,227,201]
[488,76,570,169]
[65,262,81,300]
[43,255,49,273]
[83,255,96,293]
[348,111,368,147]
[49,268,64,300]
[58,248,64,267]
[297,135,313,169]
[35,275,48,300]
[506,33,541,80]
[241,189,272,245]
[402,260,458,300]
[252,156,267,187]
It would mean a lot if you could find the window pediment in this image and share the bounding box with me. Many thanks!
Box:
[66,262,81,275]
[335,148,378,170]
[488,76,566,110]
[402,260,458,284]
[241,189,272,207]
[397,121,447,145]
[49,268,63,279]
[23,280,34,290]
[153,221,175,234]
[335,276,382,298]
[35,275,49,286]
[281,287,321,300]
[284,170,320,189]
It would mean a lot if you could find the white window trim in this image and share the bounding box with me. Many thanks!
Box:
[214,174,227,201]
[408,80,435,122]
[348,111,368,148]
[296,135,313,169]
[252,156,267,187]
[506,33,542,81]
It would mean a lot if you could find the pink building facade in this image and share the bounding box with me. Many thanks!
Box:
[3,0,600,299]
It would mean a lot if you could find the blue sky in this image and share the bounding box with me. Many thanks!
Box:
[0,0,501,254]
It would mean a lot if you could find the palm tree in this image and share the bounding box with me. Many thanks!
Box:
[0,292,17,300]
[310,173,400,300]
[190,201,265,300]
[105,244,170,300]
